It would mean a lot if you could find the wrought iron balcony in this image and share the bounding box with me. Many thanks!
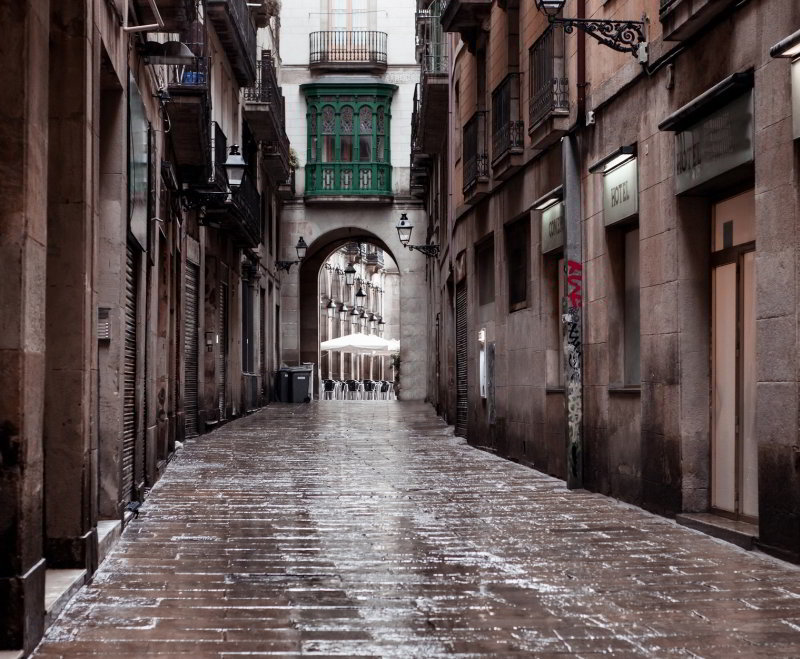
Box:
[309,31,388,73]
[276,169,296,200]
[165,49,211,177]
[130,0,196,31]
[491,73,524,168]
[529,27,570,150]
[226,170,262,247]
[414,39,449,154]
[365,248,384,269]
[207,0,257,86]
[262,131,291,186]
[463,110,489,198]
[243,52,291,184]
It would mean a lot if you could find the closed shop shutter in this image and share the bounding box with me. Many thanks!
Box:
[123,244,138,503]
[184,262,200,438]
[455,282,468,438]
[218,282,228,420]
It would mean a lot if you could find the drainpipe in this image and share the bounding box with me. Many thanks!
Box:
[562,0,586,490]
[123,0,165,33]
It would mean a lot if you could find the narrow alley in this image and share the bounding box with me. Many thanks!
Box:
[34,402,800,657]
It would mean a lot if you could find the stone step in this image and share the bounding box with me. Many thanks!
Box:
[676,512,758,550]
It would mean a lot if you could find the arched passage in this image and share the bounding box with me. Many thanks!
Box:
[301,233,400,385]
[278,208,429,400]
[299,230,398,389]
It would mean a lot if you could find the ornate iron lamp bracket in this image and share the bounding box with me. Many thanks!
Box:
[406,244,440,258]
[551,17,647,58]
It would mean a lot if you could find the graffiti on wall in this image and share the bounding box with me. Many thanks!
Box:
[564,260,583,484]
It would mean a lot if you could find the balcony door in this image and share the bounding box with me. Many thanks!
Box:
[329,0,368,31]
[711,190,757,521]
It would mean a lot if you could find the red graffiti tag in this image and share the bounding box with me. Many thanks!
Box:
[567,260,582,308]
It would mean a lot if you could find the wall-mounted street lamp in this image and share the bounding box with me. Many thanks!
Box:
[339,304,349,322]
[533,0,647,62]
[395,213,439,258]
[326,300,337,319]
[344,263,356,286]
[378,317,386,335]
[224,145,247,188]
[184,145,249,215]
[276,237,308,273]
[355,286,367,311]
[350,307,360,330]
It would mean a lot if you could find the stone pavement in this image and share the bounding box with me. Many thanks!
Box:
[34,402,800,657]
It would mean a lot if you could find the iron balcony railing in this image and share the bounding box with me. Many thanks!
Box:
[230,169,261,245]
[365,248,384,268]
[529,27,569,129]
[422,44,448,75]
[492,73,524,162]
[412,83,422,154]
[463,110,489,193]
[209,121,228,190]
[166,51,209,91]
[309,31,388,67]
[207,0,257,83]
[263,129,291,175]
[243,51,282,111]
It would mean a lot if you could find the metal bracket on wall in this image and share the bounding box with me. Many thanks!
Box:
[552,18,647,60]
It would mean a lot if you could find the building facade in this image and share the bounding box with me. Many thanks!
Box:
[0,0,293,652]
[276,0,430,399]
[416,0,800,561]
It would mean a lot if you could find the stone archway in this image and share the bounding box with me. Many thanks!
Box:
[278,207,428,400]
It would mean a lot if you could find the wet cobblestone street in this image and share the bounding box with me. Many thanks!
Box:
[34,402,800,657]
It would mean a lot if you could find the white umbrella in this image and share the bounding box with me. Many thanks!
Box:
[320,333,390,354]
[320,334,354,352]
[372,339,400,356]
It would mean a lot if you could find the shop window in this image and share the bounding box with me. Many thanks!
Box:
[505,216,530,312]
[610,226,640,387]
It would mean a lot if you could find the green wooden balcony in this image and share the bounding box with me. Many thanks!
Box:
[305,162,392,199]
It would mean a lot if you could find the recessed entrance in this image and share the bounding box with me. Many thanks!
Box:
[711,190,757,521]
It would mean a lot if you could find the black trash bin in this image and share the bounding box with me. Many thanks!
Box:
[275,368,291,402]
[289,367,313,403]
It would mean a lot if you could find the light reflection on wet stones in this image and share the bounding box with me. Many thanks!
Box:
[34,402,800,656]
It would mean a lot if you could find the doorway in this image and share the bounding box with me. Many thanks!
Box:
[711,190,756,521]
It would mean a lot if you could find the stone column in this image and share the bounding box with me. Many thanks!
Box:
[44,0,98,571]
[0,1,50,652]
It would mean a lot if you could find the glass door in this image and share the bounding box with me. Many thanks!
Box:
[710,190,757,521]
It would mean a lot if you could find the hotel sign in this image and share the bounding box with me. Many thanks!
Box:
[675,90,754,194]
[603,158,638,226]
[541,201,564,254]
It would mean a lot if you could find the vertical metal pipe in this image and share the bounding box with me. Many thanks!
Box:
[562,135,583,489]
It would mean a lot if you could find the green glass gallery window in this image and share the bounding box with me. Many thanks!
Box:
[301,83,396,197]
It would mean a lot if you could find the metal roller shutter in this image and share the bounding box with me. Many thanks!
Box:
[123,244,138,503]
[218,282,228,420]
[455,282,468,438]
[184,263,200,438]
